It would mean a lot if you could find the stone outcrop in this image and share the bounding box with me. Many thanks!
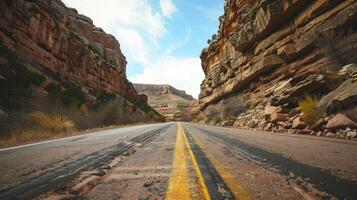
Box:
[133,84,199,121]
[199,0,357,139]
[0,0,141,102]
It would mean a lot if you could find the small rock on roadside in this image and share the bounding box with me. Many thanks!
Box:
[325,133,336,137]
[93,170,106,176]
[101,164,111,170]
[346,131,357,139]
[144,180,154,187]
[326,113,357,130]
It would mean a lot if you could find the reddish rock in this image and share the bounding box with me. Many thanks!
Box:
[222,120,235,127]
[308,118,325,131]
[270,112,289,123]
[0,0,142,102]
[292,117,306,129]
[133,84,199,121]
[326,114,357,130]
[198,0,357,114]
[264,105,282,120]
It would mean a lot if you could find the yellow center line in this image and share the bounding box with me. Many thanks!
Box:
[182,124,211,200]
[166,123,210,200]
[188,127,251,200]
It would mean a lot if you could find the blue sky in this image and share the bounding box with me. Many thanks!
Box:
[62,0,223,98]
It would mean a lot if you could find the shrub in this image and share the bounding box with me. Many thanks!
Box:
[61,84,85,108]
[298,95,323,125]
[221,96,246,120]
[212,116,221,125]
[0,44,47,110]
[30,111,75,132]
[96,91,116,106]
[205,105,220,122]
[45,82,62,102]
[29,72,45,86]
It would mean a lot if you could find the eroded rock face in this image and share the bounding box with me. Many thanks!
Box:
[133,84,199,121]
[199,0,357,110]
[199,0,357,139]
[0,0,141,102]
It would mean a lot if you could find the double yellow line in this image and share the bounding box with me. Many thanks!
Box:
[166,123,251,200]
[166,123,210,200]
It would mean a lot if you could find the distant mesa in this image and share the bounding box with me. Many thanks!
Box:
[133,84,199,121]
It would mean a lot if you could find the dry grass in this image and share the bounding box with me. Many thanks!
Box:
[30,111,75,132]
[0,111,76,147]
[299,95,323,125]
[0,121,157,148]
[0,129,77,147]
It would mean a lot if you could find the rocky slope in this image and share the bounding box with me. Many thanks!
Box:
[0,0,143,102]
[0,0,162,136]
[134,84,199,121]
[198,0,357,139]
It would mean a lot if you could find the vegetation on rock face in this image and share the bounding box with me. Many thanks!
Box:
[0,44,45,111]
[221,96,247,120]
[298,95,323,125]
[0,44,162,146]
[30,111,75,132]
[204,96,247,124]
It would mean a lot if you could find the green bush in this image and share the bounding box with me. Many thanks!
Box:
[96,90,117,107]
[299,95,323,125]
[0,45,46,110]
[45,82,62,102]
[60,84,85,108]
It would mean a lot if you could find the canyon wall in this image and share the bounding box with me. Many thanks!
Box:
[199,0,357,137]
[0,0,141,102]
[134,84,199,121]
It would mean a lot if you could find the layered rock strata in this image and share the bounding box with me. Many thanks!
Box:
[134,84,199,121]
[0,0,142,102]
[199,0,357,138]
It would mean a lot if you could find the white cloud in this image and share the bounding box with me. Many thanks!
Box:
[63,0,204,98]
[62,0,169,65]
[160,0,177,17]
[115,28,150,65]
[129,57,204,98]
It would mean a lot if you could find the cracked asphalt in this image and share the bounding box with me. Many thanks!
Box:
[0,122,356,200]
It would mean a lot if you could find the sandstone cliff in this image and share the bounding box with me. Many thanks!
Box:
[134,84,199,121]
[199,0,357,138]
[0,0,162,137]
[0,0,141,102]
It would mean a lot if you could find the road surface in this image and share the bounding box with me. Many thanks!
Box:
[0,122,356,199]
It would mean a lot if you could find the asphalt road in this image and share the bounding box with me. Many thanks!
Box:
[0,122,356,199]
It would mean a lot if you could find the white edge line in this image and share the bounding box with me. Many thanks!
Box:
[0,123,166,152]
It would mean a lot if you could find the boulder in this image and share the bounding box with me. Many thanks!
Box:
[320,78,357,114]
[308,118,325,131]
[292,117,306,129]
[338,63,357,77]
[346,131,357,139]
[271,75,325,106]
[222,120,235,127]
[326,114,357,130]
[270,112,289,123]
[264,105,282,119]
